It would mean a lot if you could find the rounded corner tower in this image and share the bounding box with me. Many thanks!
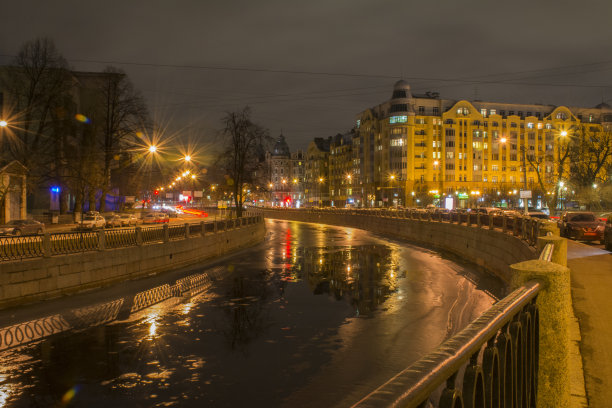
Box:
[389,80,414,116]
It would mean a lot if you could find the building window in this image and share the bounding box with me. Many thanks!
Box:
[356,120,361,128]
[527,122,534,129]
[389,115,408,124]
[418,106,425,114]
[433,107,440,115]
[390,104,408,113]
[415,118,425,124]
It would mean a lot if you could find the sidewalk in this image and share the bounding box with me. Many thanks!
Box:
[568,241,612,408]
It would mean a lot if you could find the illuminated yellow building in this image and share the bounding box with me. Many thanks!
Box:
[353,80,612,208]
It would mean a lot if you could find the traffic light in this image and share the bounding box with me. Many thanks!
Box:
[154,190,159,196]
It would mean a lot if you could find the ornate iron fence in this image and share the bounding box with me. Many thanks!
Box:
[168,225,185,240]
[141,226,164,244]
[0,235,43,260]
[51,231,99,255]
[105,228,137,249]
[189,222,203,236]
[353,280,540,408]
[0,217,262,262]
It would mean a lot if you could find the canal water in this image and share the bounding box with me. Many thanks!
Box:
[0,219,504,407]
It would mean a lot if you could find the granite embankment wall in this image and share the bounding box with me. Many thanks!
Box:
[0,220,265,309]
[263,209,537,283]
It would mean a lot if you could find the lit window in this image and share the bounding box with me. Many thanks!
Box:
[480,108,487,117]
[389,115,408,124]
[356,120,361,128]
[490,109,496,115]
[527,122,534,129]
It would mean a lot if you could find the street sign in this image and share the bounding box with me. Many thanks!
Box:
[520,190,532,199]
[165,193,173,199]
[194,191,203,198]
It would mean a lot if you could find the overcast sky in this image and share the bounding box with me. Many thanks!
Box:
[1,0,611,154]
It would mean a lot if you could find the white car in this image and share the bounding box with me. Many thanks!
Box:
[78,214,106,230]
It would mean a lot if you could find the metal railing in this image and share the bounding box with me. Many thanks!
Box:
[353,280,540,408]
[0,215,263,262]
[271,208,544,248]
[168,224,185,240]
[105,228,137,249]
[51,231,99,255]
[141,226,165,244]
[0,235,43,260]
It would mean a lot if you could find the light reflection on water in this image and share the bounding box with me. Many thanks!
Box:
[0,220,503,407]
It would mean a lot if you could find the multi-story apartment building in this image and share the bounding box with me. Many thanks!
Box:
[266,134,305,207]
[329,131,355,207]
[354,80,612,209]
[304,137,331,206]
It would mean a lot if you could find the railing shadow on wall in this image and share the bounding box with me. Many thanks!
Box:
[0,213,263,262]
[260,208,569,408]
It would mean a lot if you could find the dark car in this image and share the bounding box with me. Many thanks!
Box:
[604,216,612,251]
[527,211,550,220]
[0,219,45,236]
[105,214,123,228]
[559,211,604,243]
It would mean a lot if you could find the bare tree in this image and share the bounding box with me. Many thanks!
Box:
[94,66,149,212]
[0,38,72,190]
[219,107,270,218]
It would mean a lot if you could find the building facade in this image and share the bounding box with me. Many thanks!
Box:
[352,80,612,209]
[266,134,305,207]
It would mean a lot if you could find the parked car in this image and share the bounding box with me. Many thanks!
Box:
[527,211,550,220]
[119,213,138,226]
[156,212,170,223]
[558,211,604,243]
[0,219,45,236]
[604,216,612,251]
[105,214,123,228]
[142,212,169,224]
[78,214,106,230]
[142,213,158,224]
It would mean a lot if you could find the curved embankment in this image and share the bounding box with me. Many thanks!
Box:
[0,218,266,309]
[261,209,537,284]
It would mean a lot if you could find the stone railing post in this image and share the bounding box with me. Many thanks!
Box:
[502,216,508,232]
[511,259,571,408]
[42,233,52,257]
[537,235,567,266]
[466,213,472,226]
[163,224,169,243]
[98,229,106,251]
[214,220,218,233]
[184,223,190,239]
[514,216,521,236]
[489,214,494,229]
[135,226,143,245]
[200,221,206,237]
[539,220,560,236]
[477,213,482,228]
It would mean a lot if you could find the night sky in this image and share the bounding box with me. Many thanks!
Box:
[1,0,611,153]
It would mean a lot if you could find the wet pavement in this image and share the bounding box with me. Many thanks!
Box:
[0,219,504,407]
[567,240,612,408]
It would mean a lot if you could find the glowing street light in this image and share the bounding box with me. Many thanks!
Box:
[148,145,157,154]
[184,155,191,162]
[0,120,7,127]
[560,130,568,137]
[500,137,507,144]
